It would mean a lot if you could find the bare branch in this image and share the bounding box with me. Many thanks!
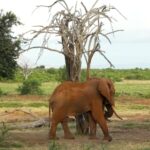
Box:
[105,29,124,35]
[111,6,127,20]
[98,50,115,68]
[100,33,111,44]
[81,2,88,13]
[21,46,65,55]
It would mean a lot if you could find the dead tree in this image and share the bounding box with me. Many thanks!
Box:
[21,0,124,134]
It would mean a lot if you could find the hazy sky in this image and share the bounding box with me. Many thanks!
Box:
[1,0,150,68]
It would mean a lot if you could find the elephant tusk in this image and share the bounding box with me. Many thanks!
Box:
[112,106,123,120]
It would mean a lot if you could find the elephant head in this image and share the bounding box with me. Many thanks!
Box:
[99,78,123,120]
[98,78,115,106]
[97,78,115,119]
[89,78,122,120]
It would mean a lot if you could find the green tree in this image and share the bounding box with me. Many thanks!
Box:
[0,10,21,79]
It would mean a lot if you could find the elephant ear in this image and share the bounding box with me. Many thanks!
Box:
[98,78,115,106]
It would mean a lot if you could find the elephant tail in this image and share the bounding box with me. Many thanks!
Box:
[49,98,53,127]
[112,106,123,120]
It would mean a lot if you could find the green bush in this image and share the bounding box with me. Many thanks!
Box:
[56,67,67,82]
[8,67,150,82]
[18,79,43,95]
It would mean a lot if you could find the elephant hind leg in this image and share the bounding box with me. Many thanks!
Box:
[61,117,75,139]
[49,110,66,140]
[49,119,59,140]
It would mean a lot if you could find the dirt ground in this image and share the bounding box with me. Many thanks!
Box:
[0,97,150,150]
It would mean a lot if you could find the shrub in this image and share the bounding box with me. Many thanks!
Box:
[56,67,67,82]
[18,79,43,95]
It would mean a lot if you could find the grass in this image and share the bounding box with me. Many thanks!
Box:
[0,101,48,108]
[0,122,23,149]
[48,140,65,150]
[41,82,59,95]
[115,80,150,98]
[27,102,48,108]
[0,102,23,108]
[129,105,150,110]
[0,80,150,98]
[120,122,150,130]
[0,82,59,95]
[46,141,150,150]
[0,141,23,149]
[0,82,20,95]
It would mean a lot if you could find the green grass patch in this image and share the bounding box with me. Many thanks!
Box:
[120,121,150,130]
[0,88,7,96]
[0,101,48,108]
[121,122,137,129]
[0,82,20,95]
[0,141,23,149]
[115,81,150,98]
[27,102,48,108]
[41,82,59,95]
[0,82,59,95]
[49,140,66,150]
[129,105,150,110]
[0,102,23,108]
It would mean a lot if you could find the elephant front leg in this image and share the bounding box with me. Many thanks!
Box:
[92,101,112,142]
[100,122,112,142]
[61,117,75,139]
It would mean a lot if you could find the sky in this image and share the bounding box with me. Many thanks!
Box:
[1,0,150,69]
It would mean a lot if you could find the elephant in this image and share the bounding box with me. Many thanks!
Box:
[49,78,122,141]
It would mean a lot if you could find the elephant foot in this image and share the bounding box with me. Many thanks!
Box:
[64,134,75,139]
[103,135,112,142]
[89,136,99,140]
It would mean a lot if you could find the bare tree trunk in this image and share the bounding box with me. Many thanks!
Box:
[65,56,81,81]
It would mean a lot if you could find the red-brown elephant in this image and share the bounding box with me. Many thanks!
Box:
[49,78,121,141]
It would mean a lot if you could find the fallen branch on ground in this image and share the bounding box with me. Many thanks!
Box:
[0,109,49,129]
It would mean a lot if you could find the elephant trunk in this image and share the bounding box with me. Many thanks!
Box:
[104,104,123,120]
[104,104,113,119]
